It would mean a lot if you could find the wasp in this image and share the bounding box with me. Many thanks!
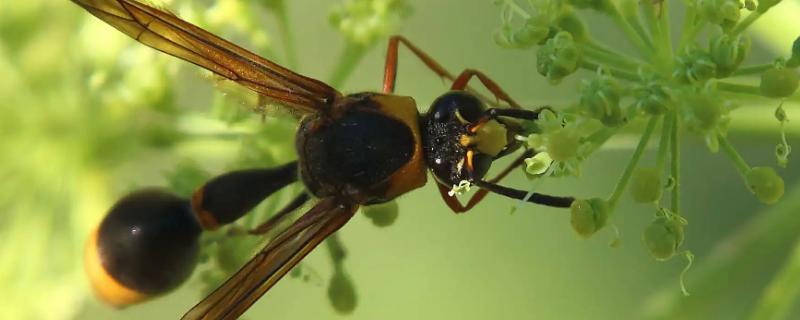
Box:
[74,0,575,318]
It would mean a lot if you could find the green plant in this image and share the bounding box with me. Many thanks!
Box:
[494,0,797,295]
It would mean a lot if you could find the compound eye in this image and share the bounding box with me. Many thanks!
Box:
[455,96,483,124]
[429,91,484,123]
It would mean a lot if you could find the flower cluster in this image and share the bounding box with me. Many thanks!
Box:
[495,0,797,293]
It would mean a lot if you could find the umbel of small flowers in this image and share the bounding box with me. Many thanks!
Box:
[494,0,797,294]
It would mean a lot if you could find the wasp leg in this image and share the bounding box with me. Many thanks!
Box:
[437,150,532,213]
[248,192,311,235]
[474,180,574,208]
[382,36,456,94]
[382,36,498,106]
[450,69,523,108]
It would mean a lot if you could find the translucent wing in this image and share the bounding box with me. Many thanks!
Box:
[72,0,340,113]
[182,198,358,320]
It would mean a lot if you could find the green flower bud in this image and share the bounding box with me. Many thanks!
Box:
[709,32,751,77]
[744,0,756,10]
[328,270,358,314]
[630,167,663,203]
[757,0,783,13]
[525,152,553,175]
[493,25,517,48]
[633,75,672,115]
[512,18,552,48]
[556,9,586,42]
[643,216,685,261]
[760,67,799,98]
[329,0,412,46]
[579,71,625,127]
[673,48,717,83]
[679,91,724,133]
[745,166,785,204]
[570,198,610,238]
[537,31,581,84]
[699,0,743,28]
[546,128,580,161]
[362,200,399,227]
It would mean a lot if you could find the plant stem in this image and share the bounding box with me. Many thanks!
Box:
[732,11,763,36]
[580,61,639,82]
[677,3,703,53]
[326,233,347,271]
[656,114,672,171]
[328,42,369,88]
[504,0,530,19]
[605,1,655,58]
[733,64,774,76]
[608,115,660,210]
[641,0,667,62]
[670,113,681,215]
[659,0,673,57]
[583,127,619,157]
[272,1,298,69]
[719,134,752,176]
[582,41,646,71]
[619,0,655,50]
[717,82,763,96]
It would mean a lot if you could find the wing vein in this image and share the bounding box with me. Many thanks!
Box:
[73,0,341,113]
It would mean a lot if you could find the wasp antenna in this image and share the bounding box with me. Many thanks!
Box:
[192,162,299,230]
[474,180,574,208]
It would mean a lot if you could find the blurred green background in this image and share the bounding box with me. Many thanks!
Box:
[1,0,799,319]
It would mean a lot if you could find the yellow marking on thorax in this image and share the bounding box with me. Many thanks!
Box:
[371,94,427,199]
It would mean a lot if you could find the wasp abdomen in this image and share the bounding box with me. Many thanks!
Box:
[85,189,201,307]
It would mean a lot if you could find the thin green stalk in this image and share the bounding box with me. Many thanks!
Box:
[326,233,347,271]
[717,82,763,96]
[580,61,640,82]
[677,4,703,53]
[641,0,664,54]
[608,115,660,209]
[620,2,655,51]
[272,2,298,69]
[732,11,763,36]
[670,113,681,215]
[719,134,751,176]
[749,234,800,320]
[605,2,655,58]
[656,114,672,171]
[328,42,370,88]
[583,127,619,157]
[733,64,774,76]
[504,0,530,19]
[659,0,673,57]
[582,41,646,71]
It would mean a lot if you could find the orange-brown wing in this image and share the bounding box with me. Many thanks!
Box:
[182,198,358,320]
[71,0,340,113]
